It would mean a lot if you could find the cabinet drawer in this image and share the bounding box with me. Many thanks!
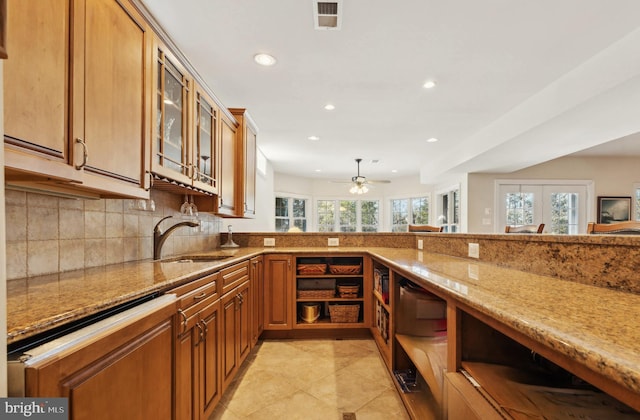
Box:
[220,261,249,295]
[169,273,219,310]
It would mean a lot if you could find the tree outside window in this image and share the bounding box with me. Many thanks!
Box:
[317,199,379,232]
[317,200,335,232]
[275,196,308,232]
[391,196,430,232]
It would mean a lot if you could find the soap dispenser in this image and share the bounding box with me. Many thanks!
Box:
[220,224,239,248]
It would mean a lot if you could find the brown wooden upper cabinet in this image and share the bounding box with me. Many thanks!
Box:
[230,108,258,218]
[3,0,151,199]
[199,108,257,218]
[150,37,222,197]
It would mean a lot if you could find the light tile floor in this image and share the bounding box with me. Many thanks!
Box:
[210,339,410,420]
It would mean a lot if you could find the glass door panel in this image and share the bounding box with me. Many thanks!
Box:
[155,49,189,176]
[194,91,217,191]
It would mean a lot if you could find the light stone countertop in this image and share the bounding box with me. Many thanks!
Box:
[6,246,640,404]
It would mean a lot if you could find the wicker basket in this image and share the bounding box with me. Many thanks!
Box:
[297,289,335,299]
[329,264,362,275]
[337,284,360,298]
[297,264,327,275]
[329,304,360,323]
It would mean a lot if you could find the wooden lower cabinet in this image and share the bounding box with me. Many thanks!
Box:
[170,273,221,420]
[175,297,222,420]
[221,281,251,391]
[22,296,177,420]
[263,254,293,330]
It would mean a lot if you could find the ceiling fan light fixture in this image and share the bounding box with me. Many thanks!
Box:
[349,184,368,194]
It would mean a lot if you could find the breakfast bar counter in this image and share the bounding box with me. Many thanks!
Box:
[6,245,640,411]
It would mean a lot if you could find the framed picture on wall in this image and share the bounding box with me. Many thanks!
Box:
[597,196,631,224]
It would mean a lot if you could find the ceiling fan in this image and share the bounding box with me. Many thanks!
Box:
[332,158,391,194]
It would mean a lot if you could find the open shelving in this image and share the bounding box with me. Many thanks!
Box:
[294,255,367,328]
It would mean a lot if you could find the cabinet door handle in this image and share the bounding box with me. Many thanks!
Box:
[193,291,207,300]
[195,322,204,345]
[145,171,154,191]
[201,318,209,335]
[75,138,88,170]
[178,309,188,335]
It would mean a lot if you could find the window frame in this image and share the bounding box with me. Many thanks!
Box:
[389,195,431,232]
[274,193,311,232]
[315,197,381,232]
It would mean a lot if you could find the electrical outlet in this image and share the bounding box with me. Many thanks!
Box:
[263,238,275,247]
[468,243,480,259]
[328,238,339,246]
[417,239,424,250]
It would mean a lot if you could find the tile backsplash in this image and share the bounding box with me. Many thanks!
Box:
[5,189,221,279]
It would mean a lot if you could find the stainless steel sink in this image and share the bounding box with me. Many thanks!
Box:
[160,254,234,263]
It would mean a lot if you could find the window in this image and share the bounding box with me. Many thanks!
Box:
[275,196,309,232]
[390,196,430,232]
[437,188,459,232]
[317,199,379,232]
[497,182,590,234]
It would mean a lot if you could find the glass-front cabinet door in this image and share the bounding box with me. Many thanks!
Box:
[152,40,192,185]
[193,87,219,194]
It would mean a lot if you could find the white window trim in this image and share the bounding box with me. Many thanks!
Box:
[435,183,461,232]
[389,194,433,231]
[275,192,312,232]
[314,196,383,233]
[494,179,594,231]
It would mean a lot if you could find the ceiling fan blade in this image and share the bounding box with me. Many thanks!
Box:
[368,180,391,184]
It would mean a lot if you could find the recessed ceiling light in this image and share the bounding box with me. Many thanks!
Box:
[253,53,277,66]
[423,80,436,89]
[391,169,398,173]
[324,104,335,111]
[426,137,439,143]
[315,169,322,172]
[308,135,320,141]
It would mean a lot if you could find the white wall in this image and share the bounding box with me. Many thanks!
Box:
[272,173,435,231]
[467,155,640,232]
[228,149,276,232]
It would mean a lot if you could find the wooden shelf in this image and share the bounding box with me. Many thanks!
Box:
[296,274,362,279]
[395,334,448,407]
[296,297,364,302]
[373,290,390,311]
[294,319,366,329]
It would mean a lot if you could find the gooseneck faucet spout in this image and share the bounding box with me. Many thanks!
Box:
[153,215,200,260]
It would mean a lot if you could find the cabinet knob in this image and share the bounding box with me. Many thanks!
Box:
[74,138,88,170]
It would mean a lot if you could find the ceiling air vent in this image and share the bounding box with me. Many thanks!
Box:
[313,0,342,30]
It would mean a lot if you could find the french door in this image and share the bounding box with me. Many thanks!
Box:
[497,182,590,234]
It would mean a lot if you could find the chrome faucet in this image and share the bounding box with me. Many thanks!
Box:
[153,215,200,260]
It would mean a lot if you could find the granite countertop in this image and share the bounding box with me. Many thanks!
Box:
[7,246,640,403]
[368,247,640,400]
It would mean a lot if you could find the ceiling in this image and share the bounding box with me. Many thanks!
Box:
[141,0,640,184]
